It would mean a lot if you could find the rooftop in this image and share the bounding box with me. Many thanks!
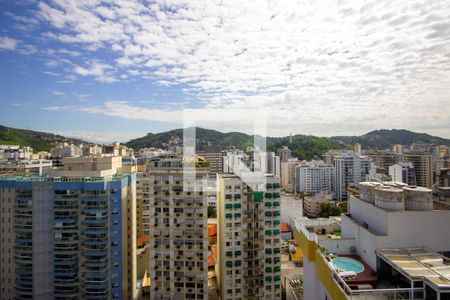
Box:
[377,247,450,290]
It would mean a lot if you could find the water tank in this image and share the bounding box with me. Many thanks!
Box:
[374,186,405,211]
[359,182,379,204]
[403,186,433,211]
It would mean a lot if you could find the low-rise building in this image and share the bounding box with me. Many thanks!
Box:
[303,192,334,218]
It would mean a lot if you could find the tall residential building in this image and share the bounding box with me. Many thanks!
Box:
[363,150,401,175]
[332,153,372,201]
[253,151,281,179]
[136,165,151,238]
[277,146,292,162]
[402,153,433,188]
[389,162,416,185]
[281,158,298,192]
[295,181,450,300]
[295,160,333,194]
[392,144,405,154]
[353,143,361,154]
[217,174,282,300]
[0,156,136,300]
[147,158,209,299]
[197,145,223,178]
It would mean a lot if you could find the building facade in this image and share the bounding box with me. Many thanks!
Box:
[0,156,136,300]
[295,161,333,194]
[332,154,372,201]
[296,181,450,300]
[147,158,209,300]
[389,162,416,185]
[217,174,282,300]
[277,146,292,163]
[281,158,298,192]
[196,145,223,179]
[402,153,433,188]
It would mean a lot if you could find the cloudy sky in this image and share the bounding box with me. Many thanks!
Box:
[1,0,450,142]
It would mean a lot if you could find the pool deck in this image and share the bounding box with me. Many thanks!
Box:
[340,255,378,288]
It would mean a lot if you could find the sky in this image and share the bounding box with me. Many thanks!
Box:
[0,0,450,143]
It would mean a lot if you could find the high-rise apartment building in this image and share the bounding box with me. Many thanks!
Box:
[295,160,333,194]
[277,146,292,162]
[402,153,433,188]
[392,144,405,154]
[281,158,298,192]
[332,153,372,201]
[389,162,416,185]
[147,158,209,299]
[196,145,223,179]
[136,165,151,238]
[364,150,401,175]
[0,156,136,300]
[353,143,361,154]
[217,174,282,300]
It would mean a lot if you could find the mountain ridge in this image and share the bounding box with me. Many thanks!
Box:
[0,124,88,152]
[1,124,449,159]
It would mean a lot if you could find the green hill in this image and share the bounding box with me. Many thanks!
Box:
[0,125,87,152]
[125,127,349,160]
[329,129,450,149]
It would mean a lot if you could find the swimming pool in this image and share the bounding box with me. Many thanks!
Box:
[331,257,365,273]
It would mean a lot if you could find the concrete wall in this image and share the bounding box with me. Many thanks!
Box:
[348,195,389,235]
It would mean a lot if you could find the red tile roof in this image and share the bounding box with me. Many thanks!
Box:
[280,223,291,232]
[208,224,217,237]
[137,235,149,248]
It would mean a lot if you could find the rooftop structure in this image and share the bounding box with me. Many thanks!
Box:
[295,181,450,300]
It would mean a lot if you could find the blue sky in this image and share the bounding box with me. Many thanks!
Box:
[1,0,450,142]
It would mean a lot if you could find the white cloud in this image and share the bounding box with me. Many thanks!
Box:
[52,91,66,96]
[42,99,450,138]
[0,36,18,50]
[34,0,450,136]
[73,61,117,83]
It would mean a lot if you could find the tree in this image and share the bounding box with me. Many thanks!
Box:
[207,205,217,218]
[319,202,342,218]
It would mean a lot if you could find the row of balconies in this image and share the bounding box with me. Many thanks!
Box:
[153,265,205,272]
[152,252,204,261]
[152,244,205,251]
[152,285,205,294]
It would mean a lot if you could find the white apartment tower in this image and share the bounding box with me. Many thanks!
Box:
[147,158,209,300]
[389,162,416,185]
[296,161,334,193]
[217,174,282,300]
